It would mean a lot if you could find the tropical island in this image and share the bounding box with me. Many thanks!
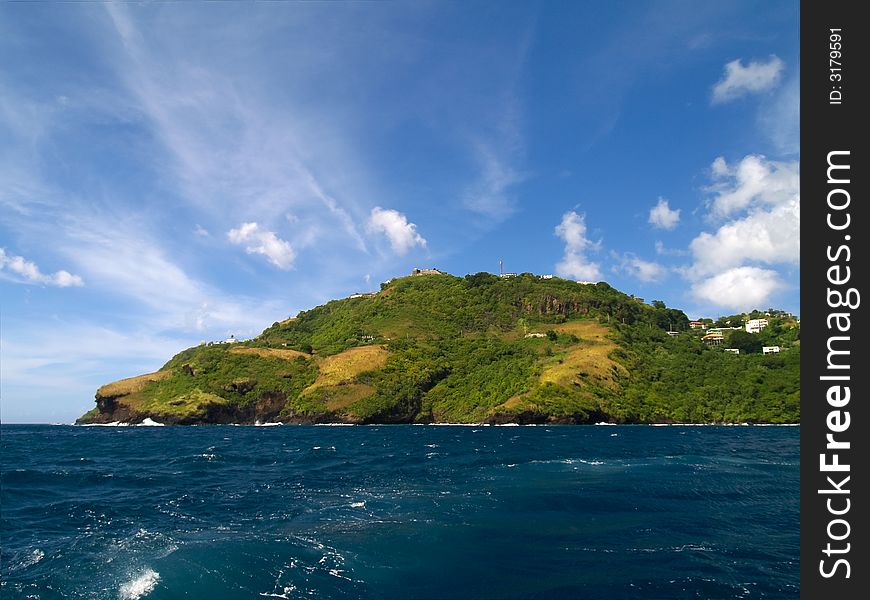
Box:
[77,270,799,425]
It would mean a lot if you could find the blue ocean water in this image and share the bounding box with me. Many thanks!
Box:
[1,424,798,599]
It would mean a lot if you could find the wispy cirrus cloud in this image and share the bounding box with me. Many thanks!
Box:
[103,2,369,258]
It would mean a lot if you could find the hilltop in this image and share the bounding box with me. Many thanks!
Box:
[77,271,800,425]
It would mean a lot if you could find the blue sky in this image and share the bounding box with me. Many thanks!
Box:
[0,1,799,423]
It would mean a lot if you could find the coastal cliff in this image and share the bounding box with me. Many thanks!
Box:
[78,272,800,425]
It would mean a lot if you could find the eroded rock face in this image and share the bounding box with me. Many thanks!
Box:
[521,296,590,317]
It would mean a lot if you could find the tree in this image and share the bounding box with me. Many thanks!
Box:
[727,330,763,354]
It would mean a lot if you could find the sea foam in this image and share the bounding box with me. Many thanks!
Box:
[119,568,160,599]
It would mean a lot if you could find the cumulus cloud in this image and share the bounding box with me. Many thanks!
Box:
[554,211,602,281]
[366,207,427,255]
[691,267,784,311]
[648,197,680,230]
[0,248,84,287]
[618,253,668,283]
[684,153,799,309]
[227,222,296,269]
[689,198,799,276]
[707,155,799,217]
[711,56,784,104]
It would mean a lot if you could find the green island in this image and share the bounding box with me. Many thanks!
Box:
[77,271,800,425]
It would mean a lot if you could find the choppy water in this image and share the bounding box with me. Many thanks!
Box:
[1,424,798,599]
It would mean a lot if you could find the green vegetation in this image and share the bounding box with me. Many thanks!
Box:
[78,272,799,424]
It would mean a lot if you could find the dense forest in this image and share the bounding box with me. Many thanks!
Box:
[79,272,799,425]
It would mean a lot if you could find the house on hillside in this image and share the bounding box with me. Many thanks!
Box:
[498,272,518,278]
[225,335,239,344]
[702,333,724,346]
[763,346,781,354]
[411,268,444,276]
[524,332,547,338]
[746,318,769,333]
[349,292,377,299]
[666,331,680,337]
[540,274,554,279]
[689,321,706,330]
[724,348,740,355]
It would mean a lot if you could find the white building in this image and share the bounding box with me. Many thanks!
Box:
[225,335,240,344]
[724,348,740,355]
[746,319,769,334]
[524,332,547,338]
[763,346,781,354]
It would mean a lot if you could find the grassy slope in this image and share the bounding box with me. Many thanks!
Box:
[77,273,800,424]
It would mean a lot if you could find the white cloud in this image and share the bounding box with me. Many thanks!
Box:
[758,71,799,156]
[655,240,689,257]
[0,248,84,287]
[463,142,524,218]
[366,207,427,255]
[648,197,680,230]
[619,254,668,283]
[227,222,296,270]
[554,211,602,281]
[683,153,800,310]
[689,198,799,276]
[712,56,784,104]
[58,215,282,333]
[691,267,784,311]
[193,224,209,237]
[103,2,368,254]
[706,155,799,217]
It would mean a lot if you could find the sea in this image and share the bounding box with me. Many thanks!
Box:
[1,424,799,599]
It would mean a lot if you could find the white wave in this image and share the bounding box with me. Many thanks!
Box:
[255,422,283,426]
[314,422,356,426]
[260,587,296,599]
[119,568,160,599]
[80,421,130,427]
[350,501,365,508]
[137,418,165,427]
[595,421,617,426]
[10,548,44,572]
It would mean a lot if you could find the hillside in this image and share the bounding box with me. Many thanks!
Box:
[77,272,800,425]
